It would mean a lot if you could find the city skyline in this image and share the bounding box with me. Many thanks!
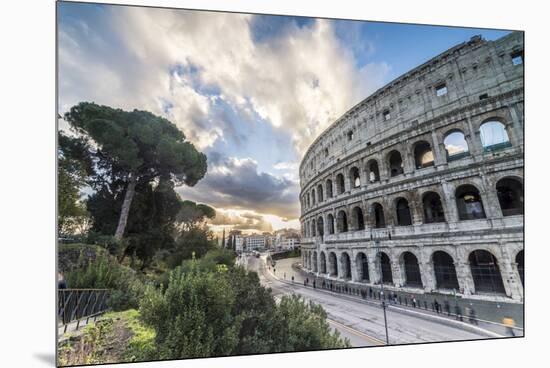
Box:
[57,2,510,233]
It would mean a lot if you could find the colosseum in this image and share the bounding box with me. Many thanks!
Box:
[298,32,524,315]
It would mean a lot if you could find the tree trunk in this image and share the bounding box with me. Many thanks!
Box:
[114,173,137,241]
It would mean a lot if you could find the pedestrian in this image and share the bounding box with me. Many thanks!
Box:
[369,288,373,298]
[58,272,67,290]
[412,297,417,308]
[455,305,463,321]
[313,280,316,288]
[468,307,478,325]
[434,300,440,314]
[503,316,516,336]
[444,300,450,316]
[306,277,309,285]
[291,276,294,283]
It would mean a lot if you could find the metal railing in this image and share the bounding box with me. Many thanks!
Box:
[58,289,110,332]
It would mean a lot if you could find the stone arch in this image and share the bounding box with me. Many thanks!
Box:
[422,191,446,223]
[496,177,524,216]
[378,252,393,284]
[469,249,506,295]
[356,252,370,282]
[395,197,413,226]
[312,251,318,272]
[350,166,361,188]
[366,159,380,183]
[413,140,435,169]
[401,251,423,287]
[388,150,404,177]
[515,250,524,287]
[341,252,352,279]
[317,184,324,203]
[371,202,386,228]
[326,179,333,198]
[455,184,486,220]
[328,252,338,276]
[443,129,470,160]
[336,173,345,194]
[432,251,460,290]
[479,119,511,151]
[317,216,324,236]
[310,219,316,237]
[327,213,335,234]
[319,251,327,274]
[337,210,348,233]
[351,205,365,230]
[311,188,316,205]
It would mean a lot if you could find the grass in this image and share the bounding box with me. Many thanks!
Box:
[58,309,156,367]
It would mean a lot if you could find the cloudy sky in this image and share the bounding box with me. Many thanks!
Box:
[57,2,509,234]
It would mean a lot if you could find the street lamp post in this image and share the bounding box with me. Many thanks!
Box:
[371,231,391,345]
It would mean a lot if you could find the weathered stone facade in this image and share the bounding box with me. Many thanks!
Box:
[299,32,524,303]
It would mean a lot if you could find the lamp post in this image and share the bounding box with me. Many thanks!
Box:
[371,230,391,345]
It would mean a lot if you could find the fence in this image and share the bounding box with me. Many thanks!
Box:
[58,289,110,333]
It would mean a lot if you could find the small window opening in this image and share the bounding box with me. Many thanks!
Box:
[511,50,523,66]
[436,84,448,97]
[383,110,391,121]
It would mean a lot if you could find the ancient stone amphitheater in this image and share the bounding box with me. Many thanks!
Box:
[299,31,524,305]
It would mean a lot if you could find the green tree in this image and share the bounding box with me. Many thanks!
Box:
[63,102,207,241]
[58,131,94,235]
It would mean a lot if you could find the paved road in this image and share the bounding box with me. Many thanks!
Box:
[246,255,500,347]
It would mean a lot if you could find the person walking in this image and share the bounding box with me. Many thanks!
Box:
[503,317,516,336]
[58,272,67,290]
[434,300,440,314]
[468,307,478,325]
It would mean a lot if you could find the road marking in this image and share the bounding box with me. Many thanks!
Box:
[326,318,386,346]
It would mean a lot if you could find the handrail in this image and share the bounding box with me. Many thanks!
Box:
[58,288,111,333]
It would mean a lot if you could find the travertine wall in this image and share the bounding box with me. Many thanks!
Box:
[299,32,524,302]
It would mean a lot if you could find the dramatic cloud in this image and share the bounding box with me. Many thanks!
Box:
[177,154,300,219]
[58,4,392,230]
[208,209,273,233]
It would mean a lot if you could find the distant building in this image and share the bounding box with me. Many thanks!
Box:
[246,235,266,251]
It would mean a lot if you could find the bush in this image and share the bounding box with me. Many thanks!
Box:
[65,252,146,311]
[139,257,349,360]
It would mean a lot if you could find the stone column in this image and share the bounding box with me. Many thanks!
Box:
[466,117,484,157]
[367,248,381,284]
[431,130,446,166]
[390,260,402,287]
[419,261,436,292]
[410,197,423,226]
[440,180,459,224]
[351,252,360,282]
[499,247,523,301]
[455,261,474,296]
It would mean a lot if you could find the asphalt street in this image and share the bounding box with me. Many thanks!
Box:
[244,254,503,347]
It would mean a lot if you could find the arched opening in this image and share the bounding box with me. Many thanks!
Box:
[395,197,412,226]
[456,184,486,220]
[336,173,345,194]
[402,252,423,287]
[350,167,361,188]
[317,216,324,237]
[480,120,511,152]
[367,160,380,183]
[413,141,435,169]
[337,210,348,233]
[356,253,369,282]
[317,184,324,203]
[352,206,365,230]
[326,179,333,198]
[328,252,338,277]
[306,193,310,208]
[423,192,446,223]
[327,214,335,234]
[516,250,524,287]
[311,220,316,237]
[320,252,327,274]
[311,188,316,205]
[469,250,506,295]
[496,178,524,216]
[341,252,352,279]
[312,251,318,272]
[378,252,393,284]
[432,251,460,290]
[444,130,469,160]
[388,150,404,177]
[372,203,386,228]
